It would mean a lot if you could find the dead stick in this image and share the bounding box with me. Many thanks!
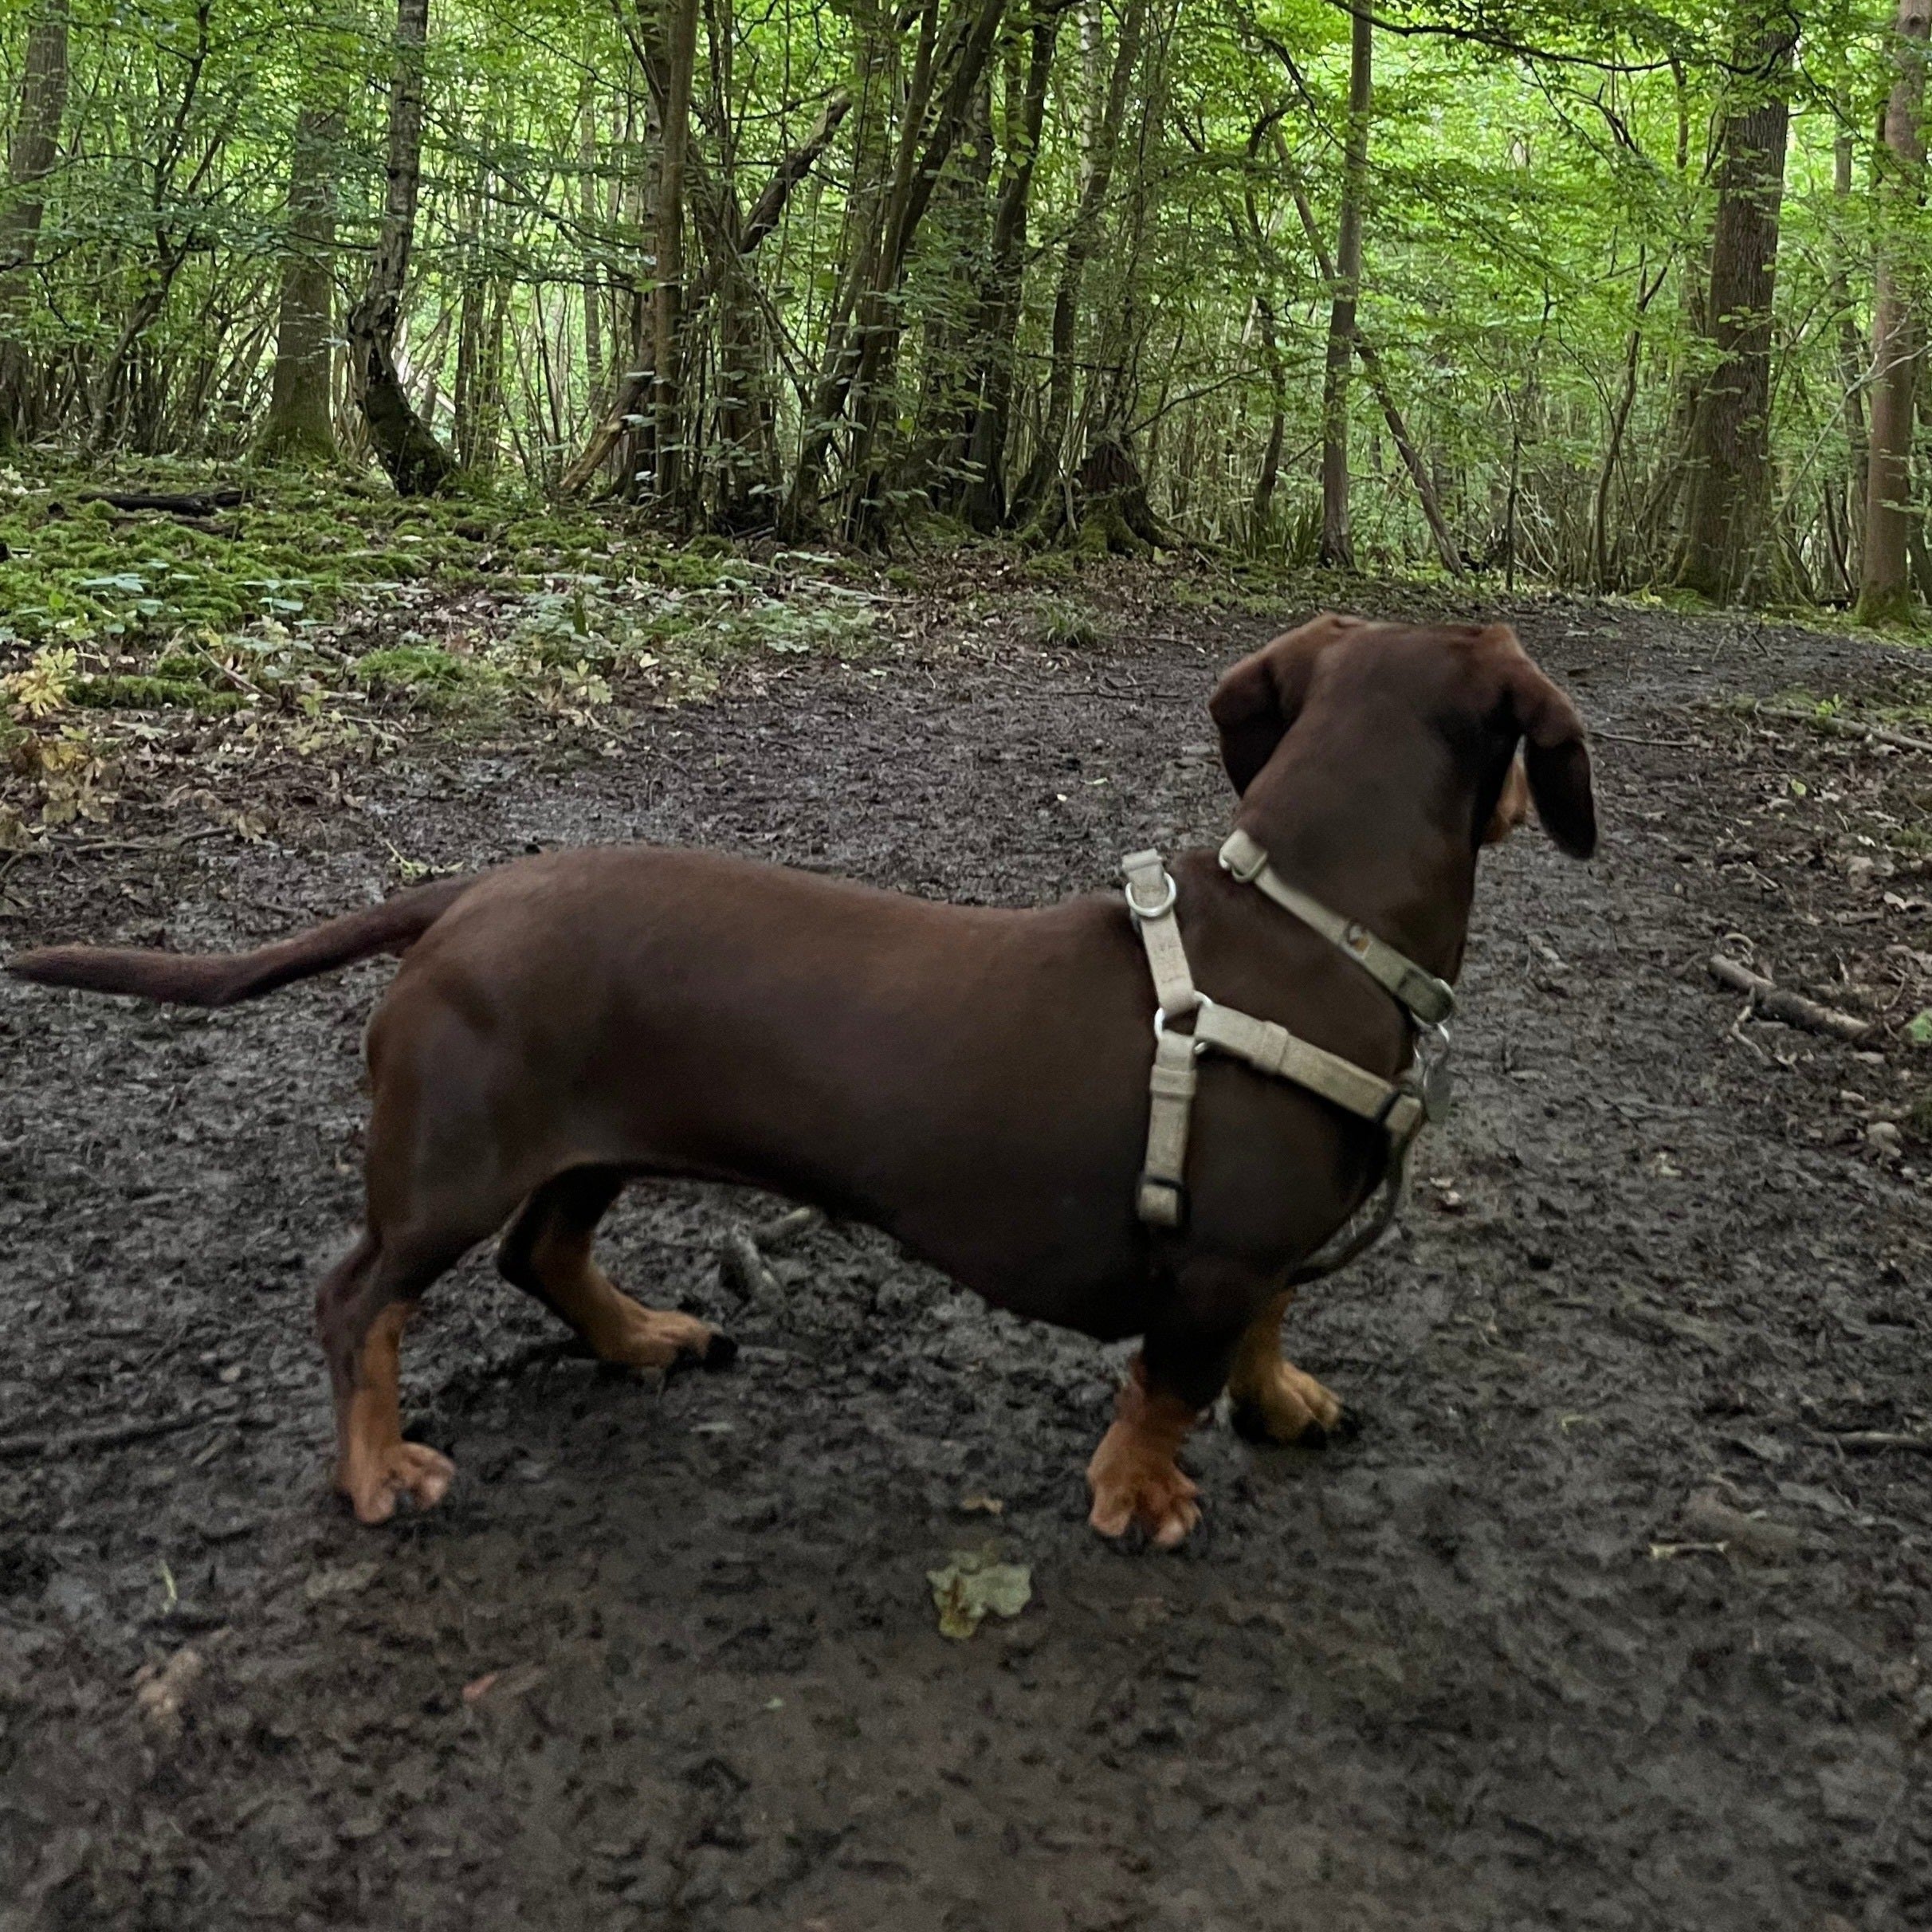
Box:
[1726,702,1932,757]
[1817,1429,1932,1455]
[1707,956,1873,1043]
[0,1399,235,1462]
[751,1205,822,1251]
[719,1228,779,1303]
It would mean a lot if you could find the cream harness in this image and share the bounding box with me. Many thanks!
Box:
[1123,829,1454,1279]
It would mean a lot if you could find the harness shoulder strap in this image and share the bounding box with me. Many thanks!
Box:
[1218,827,1455,1028]
[1121,853,1197,1228]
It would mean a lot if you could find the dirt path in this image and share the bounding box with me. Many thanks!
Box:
[1,595,1927,1931]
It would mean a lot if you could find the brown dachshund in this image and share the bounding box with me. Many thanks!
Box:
[7,615,1594,1546]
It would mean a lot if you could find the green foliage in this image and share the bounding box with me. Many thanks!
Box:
[0,0,1924,609]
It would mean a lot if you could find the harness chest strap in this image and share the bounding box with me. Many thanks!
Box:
[1121,850,1428,1231]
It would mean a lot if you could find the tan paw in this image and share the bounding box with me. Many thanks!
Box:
[593,1303,736,1373]
[1229,1359,1353,1447]
[338,1439,456,1525]
[1086,1423,1202,1549]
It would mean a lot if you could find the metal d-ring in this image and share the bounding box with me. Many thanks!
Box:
[1153,992,1215,1048]
[1125,870,1178,921]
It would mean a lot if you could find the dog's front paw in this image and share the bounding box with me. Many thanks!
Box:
[1086,1423,1201,1549]
[1228,1358,1353,1448]
[338,1439,456,1525]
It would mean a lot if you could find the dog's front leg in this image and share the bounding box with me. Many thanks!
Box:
[1226,1290,1353,1447]
[1086,1259,1258,1549]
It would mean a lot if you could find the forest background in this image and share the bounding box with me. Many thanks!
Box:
[6,0,1931,603]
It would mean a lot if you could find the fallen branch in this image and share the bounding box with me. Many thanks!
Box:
[1707,956,1873,1043]
[72,488,247,517]
[1816,1428,1932,1455]
[0,1397,234,1462]
[1726,701,1932,757]
[717,1204,823,1302]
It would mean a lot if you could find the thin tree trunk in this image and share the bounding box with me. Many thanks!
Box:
[560,88,850,498]
[1833,128,1871,574]
[579,80,606,419]
[1858,0,1931,623]
[652,0,700,509]
[258,104,342,461]
[1010,0,1141,523]
[784,0,1011,537]
[1318,5,1371,568]
[0,0,70,443]
[1286,175,1462,578]
[960,6,1062,531]
[345,0,458,494]
[1673,12,1796,603]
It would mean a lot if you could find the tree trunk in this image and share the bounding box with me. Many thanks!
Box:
[1010,0,1141,523]
[960,6,1062,531]
[560,88,850,499]
[579,80,606,419]
[345,0,458,495]
[783,0,1011,538]
[1286,171,1462,578]
[1858,0,1931,624]
[1833,127,1870,581]
[1318,6,1372,568]
[257,104,342,462]
[0,0,72,445]
[1672,14,1796,603]
[651,0,700,511]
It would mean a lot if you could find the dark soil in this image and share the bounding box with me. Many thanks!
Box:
[2,589,1928,1932]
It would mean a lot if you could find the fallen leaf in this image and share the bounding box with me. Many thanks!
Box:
[304,1560,381,1602]
[134,1646,203,1734]
[928,1547,1032,1640]
[463,1661,547,1705]
[957,1493,1004,1516]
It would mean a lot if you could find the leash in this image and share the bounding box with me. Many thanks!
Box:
[1121,835,1455,1282]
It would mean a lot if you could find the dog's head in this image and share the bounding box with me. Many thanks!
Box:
[1207,613,1596,858]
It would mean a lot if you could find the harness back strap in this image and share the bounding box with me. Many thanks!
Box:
[1219,827,1455,1028]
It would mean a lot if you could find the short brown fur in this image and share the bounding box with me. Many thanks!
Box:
[8,617,1593,1545]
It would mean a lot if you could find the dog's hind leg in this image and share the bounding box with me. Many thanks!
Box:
[316,1027,537,1524]
[497,1167,736,1373]
[316,1230,471,1525]
[1225,1290,1353,1447]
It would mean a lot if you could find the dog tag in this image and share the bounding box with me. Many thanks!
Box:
[1423,1056,1453,1122]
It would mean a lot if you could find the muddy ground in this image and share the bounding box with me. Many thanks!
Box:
[1,585,1928,1931]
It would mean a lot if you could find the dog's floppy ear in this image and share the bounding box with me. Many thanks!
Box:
[1208,614,1356,795]
[1505,651,1596,858]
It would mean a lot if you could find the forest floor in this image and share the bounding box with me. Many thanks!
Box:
[2,516,1931,1930]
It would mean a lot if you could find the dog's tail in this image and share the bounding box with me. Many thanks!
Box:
[5,874,476,1007]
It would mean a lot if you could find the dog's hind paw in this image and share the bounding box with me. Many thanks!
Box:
[339,1440,456,1526]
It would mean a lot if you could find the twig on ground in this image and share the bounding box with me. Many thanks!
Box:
[7,828,228,862]
[1707,956,1873,1043]
[0,1398,236,1462]
[1816,1429,1932,1455]
[1722,701,1932,757]
[1591,728,1701,748]
[718,1205,823,1302]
